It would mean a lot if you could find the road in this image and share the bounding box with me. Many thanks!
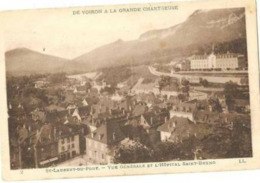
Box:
[148,66,246,85]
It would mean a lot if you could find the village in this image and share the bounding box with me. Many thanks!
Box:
[7,49,252,169]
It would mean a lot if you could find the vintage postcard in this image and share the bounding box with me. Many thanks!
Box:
[0,0,260,181]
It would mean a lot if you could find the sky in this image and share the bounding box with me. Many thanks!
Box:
[2,4,195,59]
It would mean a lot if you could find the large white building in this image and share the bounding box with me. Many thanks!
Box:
[189,52,245,70]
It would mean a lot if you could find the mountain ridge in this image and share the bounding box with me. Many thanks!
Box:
[5,47,69,76]
[5,8,246,75]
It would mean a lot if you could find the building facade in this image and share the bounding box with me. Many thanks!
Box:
[189,52,245,70]
[85,121,124,165]
[58,133,80,162]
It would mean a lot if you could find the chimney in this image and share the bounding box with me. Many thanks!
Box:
[91,133,94,138]
[99,105,102,113]
[103,120,107,125]
[150,117,153,125]
[98,134,102,140]
[230,121,234,130]
[164,116,167,123]
[91,116,94,124]
[90,106,94,115]
[112,132,116,141]
[54,127,56,139]
[225,117,228,123]
[36,129,40,137]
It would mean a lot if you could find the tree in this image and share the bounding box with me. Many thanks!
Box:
[121,125,152,148]
[224,82,240,97]
[181,78,190,86]
[174,67,180,72]
[114,145,152,164]
[240,77,249,86]
[224,81,242,110]
[153,141,180,161]
[201,132,232,159]
[226,118,252,158]
[200,78,209,87]
[181,86,190,93]
[177,93,187,102]
[49,73,66,84]
[208,98,222,112]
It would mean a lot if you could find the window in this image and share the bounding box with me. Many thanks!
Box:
[88,139,91,146]
[67,137,70,143]
[102,154,105,159]
[61,139,64,144]
[62,146,65,151]
[72,144,75,148]
[71,136,74,142]
[68,145,70,149]
[72,151,76,157]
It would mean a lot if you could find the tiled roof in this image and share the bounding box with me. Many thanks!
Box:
[190,55,208,60]
[76,86,86,91]
[132,104,147,116]
[161,85,179,92]
[78,106,90,117]
[195,111,250,124]
[157,116,190,133]
[157,116,214,141]
[190,53,244,60]
[234,99,250,106]
[142,111,169,127]
[215,53,243,59]
[45,104,65,112]
[86,121,125,146]
[171,103,197,113]
[31,109,46,121]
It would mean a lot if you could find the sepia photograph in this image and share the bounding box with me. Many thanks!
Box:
[0,0,260,180]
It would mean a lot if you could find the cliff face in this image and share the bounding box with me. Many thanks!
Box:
[139,9,245,42]
[139,24,181,41]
